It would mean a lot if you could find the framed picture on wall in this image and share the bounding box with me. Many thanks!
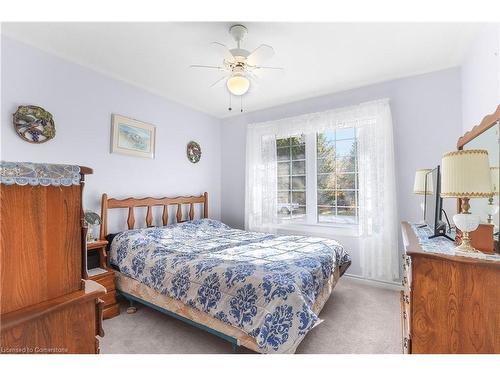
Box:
[111,114,156,159]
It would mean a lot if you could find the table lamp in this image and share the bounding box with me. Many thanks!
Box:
[486,166,499,224]
[413,169,432,223]
[441,149,492,253]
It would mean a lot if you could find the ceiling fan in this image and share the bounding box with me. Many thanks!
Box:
[190,24,283,111]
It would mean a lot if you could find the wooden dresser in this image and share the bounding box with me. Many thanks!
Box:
[401,221,500,354]
[0,162,105,354]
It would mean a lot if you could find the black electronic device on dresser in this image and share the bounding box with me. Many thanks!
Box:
[424,166,453,241]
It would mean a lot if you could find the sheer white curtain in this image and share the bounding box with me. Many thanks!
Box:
[245,99,399,281]
[245,130,278,233]
[357,102,399,282]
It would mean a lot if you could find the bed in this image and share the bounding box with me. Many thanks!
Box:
[100,192,351,354]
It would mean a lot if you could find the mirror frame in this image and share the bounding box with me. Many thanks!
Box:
[457,105,500,251]
[457,104,500,150]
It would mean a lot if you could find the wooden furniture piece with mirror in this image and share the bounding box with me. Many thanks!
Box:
[401,222,500,354]
[87,240,120,319]
[0,162,105,354]
[457,105,500,254]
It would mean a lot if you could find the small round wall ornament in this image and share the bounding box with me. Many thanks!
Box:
[13,105,56,143]
[187,141,202,163]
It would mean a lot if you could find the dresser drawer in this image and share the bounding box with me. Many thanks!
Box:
[100,290,117,308]
[92,272,115,292]
[90,272,119,320]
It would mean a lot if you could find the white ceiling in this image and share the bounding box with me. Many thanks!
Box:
[2,22,481,118]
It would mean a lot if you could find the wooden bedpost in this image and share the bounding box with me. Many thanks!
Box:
[100,193,108,240]
[203,192,208,219]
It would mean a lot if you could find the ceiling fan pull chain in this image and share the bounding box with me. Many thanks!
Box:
[228,93,232,111]
[240,96,243,112]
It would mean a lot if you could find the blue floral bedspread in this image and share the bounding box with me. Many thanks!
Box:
[109,219,351,353]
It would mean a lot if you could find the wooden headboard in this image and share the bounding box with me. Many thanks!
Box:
[99,192,208,239]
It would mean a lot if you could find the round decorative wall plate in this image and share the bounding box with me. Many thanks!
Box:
[187,141,202,163]
[13,105,56,143]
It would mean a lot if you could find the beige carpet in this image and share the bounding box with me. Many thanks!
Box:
[100,277,402,354]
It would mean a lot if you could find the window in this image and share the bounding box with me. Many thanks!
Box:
[276,135,306,221]
[316,128,358,224]
[276,128,359,226]
[248,100,397,279]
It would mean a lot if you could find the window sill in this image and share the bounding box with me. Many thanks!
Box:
[274,222,359,238]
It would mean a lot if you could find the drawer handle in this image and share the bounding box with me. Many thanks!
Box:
[402,276,408,286]
[403,311,407,320]
[403,337,409,349]
[404,295,410,304]
[406,257,411,267]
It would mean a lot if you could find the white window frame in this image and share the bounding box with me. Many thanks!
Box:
[276,131,360,236]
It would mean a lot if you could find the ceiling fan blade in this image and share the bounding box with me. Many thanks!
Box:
[211,42,236,63]
[250,65,284,79]
[246,44,275,66]
[254,66,284,70]
[209,75,227,88]
[189,64,225,71]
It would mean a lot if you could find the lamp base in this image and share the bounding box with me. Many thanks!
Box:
[453,213,481,253]
[455,230,481,253]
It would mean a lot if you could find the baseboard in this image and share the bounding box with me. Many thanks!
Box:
[343,273,402,291]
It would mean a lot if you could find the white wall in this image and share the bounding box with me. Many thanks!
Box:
[1,36,222,234]
[461,23,500,132]
[220,68,463,277]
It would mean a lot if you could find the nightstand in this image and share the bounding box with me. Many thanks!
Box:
[87,240,120,319]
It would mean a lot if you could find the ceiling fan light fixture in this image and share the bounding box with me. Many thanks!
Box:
[226,74,250,96]
[191,24,282,108]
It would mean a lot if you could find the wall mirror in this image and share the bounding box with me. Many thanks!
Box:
[457,105,500,249]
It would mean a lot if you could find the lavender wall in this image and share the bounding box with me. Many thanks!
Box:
[0,34,464,279]
[1,36,222,233]
[461,23,500,132]
[220,68,463,277]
